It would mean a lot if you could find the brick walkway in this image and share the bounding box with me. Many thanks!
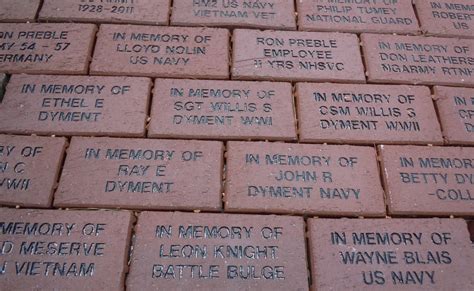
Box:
[0,1,473,290]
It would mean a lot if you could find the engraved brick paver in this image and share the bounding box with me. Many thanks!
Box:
[232,29,365,83]
[0,135,66,207]
[0,208,133,290]
[434,86,474,145]
[379,145,474,216]
[225,141,385,216]
[361,33,474,87]
[91,24,229,79]
[0,23,97,75]
[55,137,223,211]
[149,79,296,141]
[40,0,170,25]
[297,0,419,34]
[127,211,308,290]
[171,0,296,30]
[415,0,474,39]
[0,75,151,137]
[308,218,474,291]
[296,83,443,145]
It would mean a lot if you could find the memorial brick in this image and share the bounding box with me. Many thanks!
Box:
[361,33,474,87]
[414,0,474,39]
[379,145,474,216]
[0,135,66,207]
[308,218,474,290]
[91,24,229,79]
[297,0,419,34]
[296,83,443,145]
[225,141,385,216]
[40,0,170,25]
[148,79,297,141]
[55,137,223,211]
[0,23,97,75]
[0,75,151,137]
[0,208,133,290]
[171,0,296,30]
[127,211,308,290]
[232,29,365,83]
[434,86,474,145]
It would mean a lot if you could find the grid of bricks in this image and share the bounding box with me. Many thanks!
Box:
[1,1,473,290]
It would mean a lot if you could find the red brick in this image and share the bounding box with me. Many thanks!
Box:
[308,218,474,291]
[0,135,66,207]
[0,208,133,290]
[297,0,419,34]
[0,75,151,137]
[232,29,365,83]
[127,211,308,290]
[171,0,296,30]
[0,23,97,75]
[55,137,223,211]
[379,145,474,216]
[90,24,229,79]
[0,0,41,22]
[434,86,474,145]
[39,0,170,25]
[225,141,385,216]
[414,0,474,39]
[361,33,474,87]
[148,79,296,141]
[296,83,443,145]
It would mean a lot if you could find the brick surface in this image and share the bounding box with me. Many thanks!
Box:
[148,79,296,141]
[0,23,97,75]
[91,24,229,79]
[55,137,223,211]
[225,141,385,216]
[2,0,474,289]
[40,0,170,25]
[127,211,308,290]
[232,29,365,83]
[361,33,474,87]
[434,86,474,145]
[0,0,41,22]
[0,208,133,291]
[297,0,419,34]
[379,145,474,216]
[414,0,474,39]
[171,0,296,30]
[0,135,66,207]
[296,83,443,145]
[308,218,474,291]
[0,75,151,137]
